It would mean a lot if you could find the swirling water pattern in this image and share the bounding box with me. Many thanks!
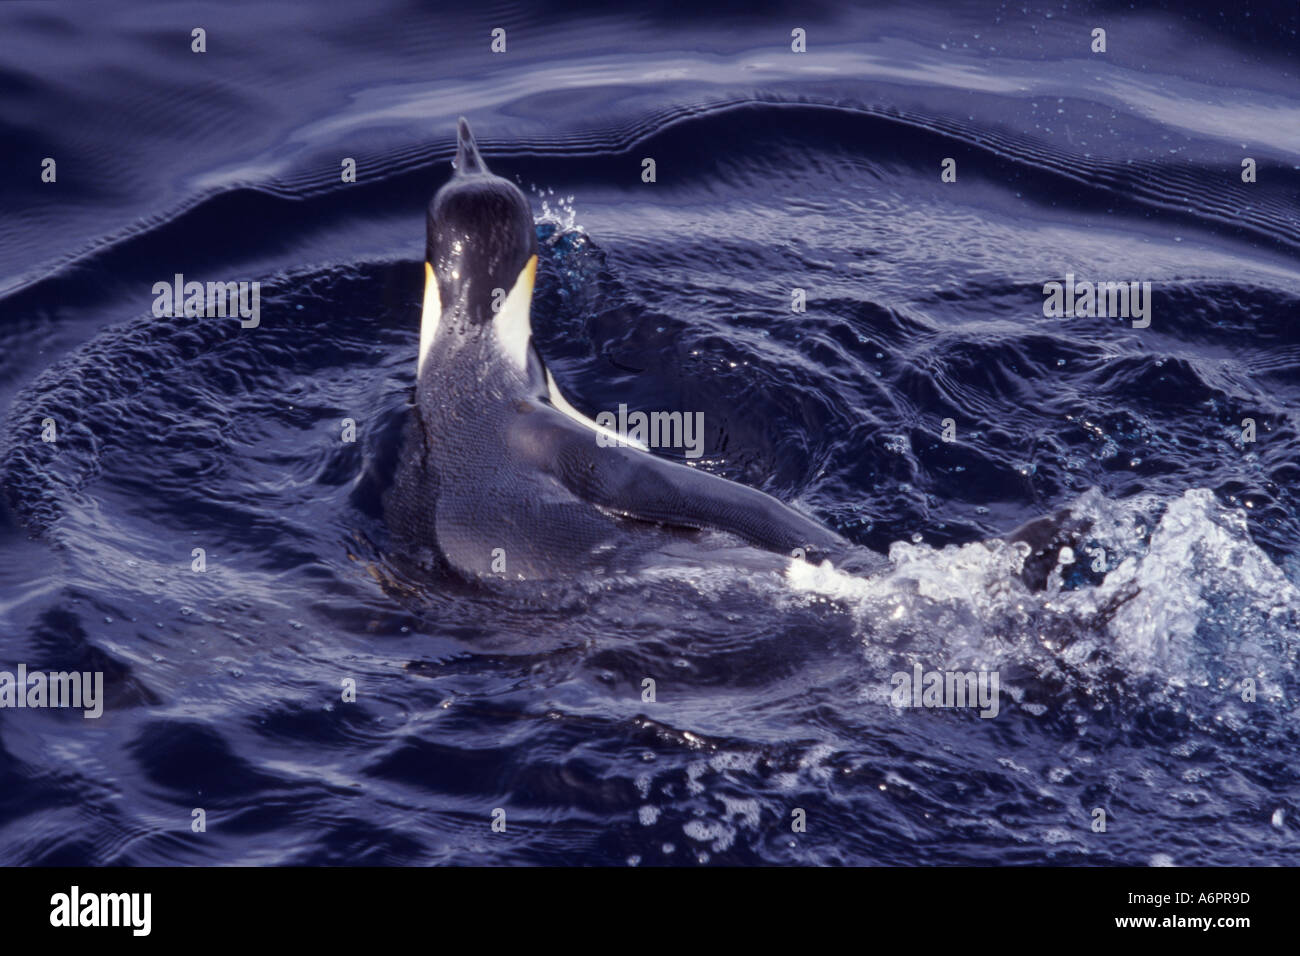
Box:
[0,1,1298,865]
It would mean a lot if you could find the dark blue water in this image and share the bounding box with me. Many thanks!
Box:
[1,0,1298,866]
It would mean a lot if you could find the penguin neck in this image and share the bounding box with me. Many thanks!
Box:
[417,255,538,379]
[417,307,547,403]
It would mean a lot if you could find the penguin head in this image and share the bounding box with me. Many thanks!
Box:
[419,118,538,374]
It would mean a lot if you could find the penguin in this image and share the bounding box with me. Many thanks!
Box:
[384,118,849,581]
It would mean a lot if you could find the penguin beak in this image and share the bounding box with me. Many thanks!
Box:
[454,116,487,176]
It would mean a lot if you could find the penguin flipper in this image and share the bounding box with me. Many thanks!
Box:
[514,405,848,561]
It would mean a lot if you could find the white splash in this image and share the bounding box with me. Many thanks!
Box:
[787,488,1300,694]
[527,182,582,233]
